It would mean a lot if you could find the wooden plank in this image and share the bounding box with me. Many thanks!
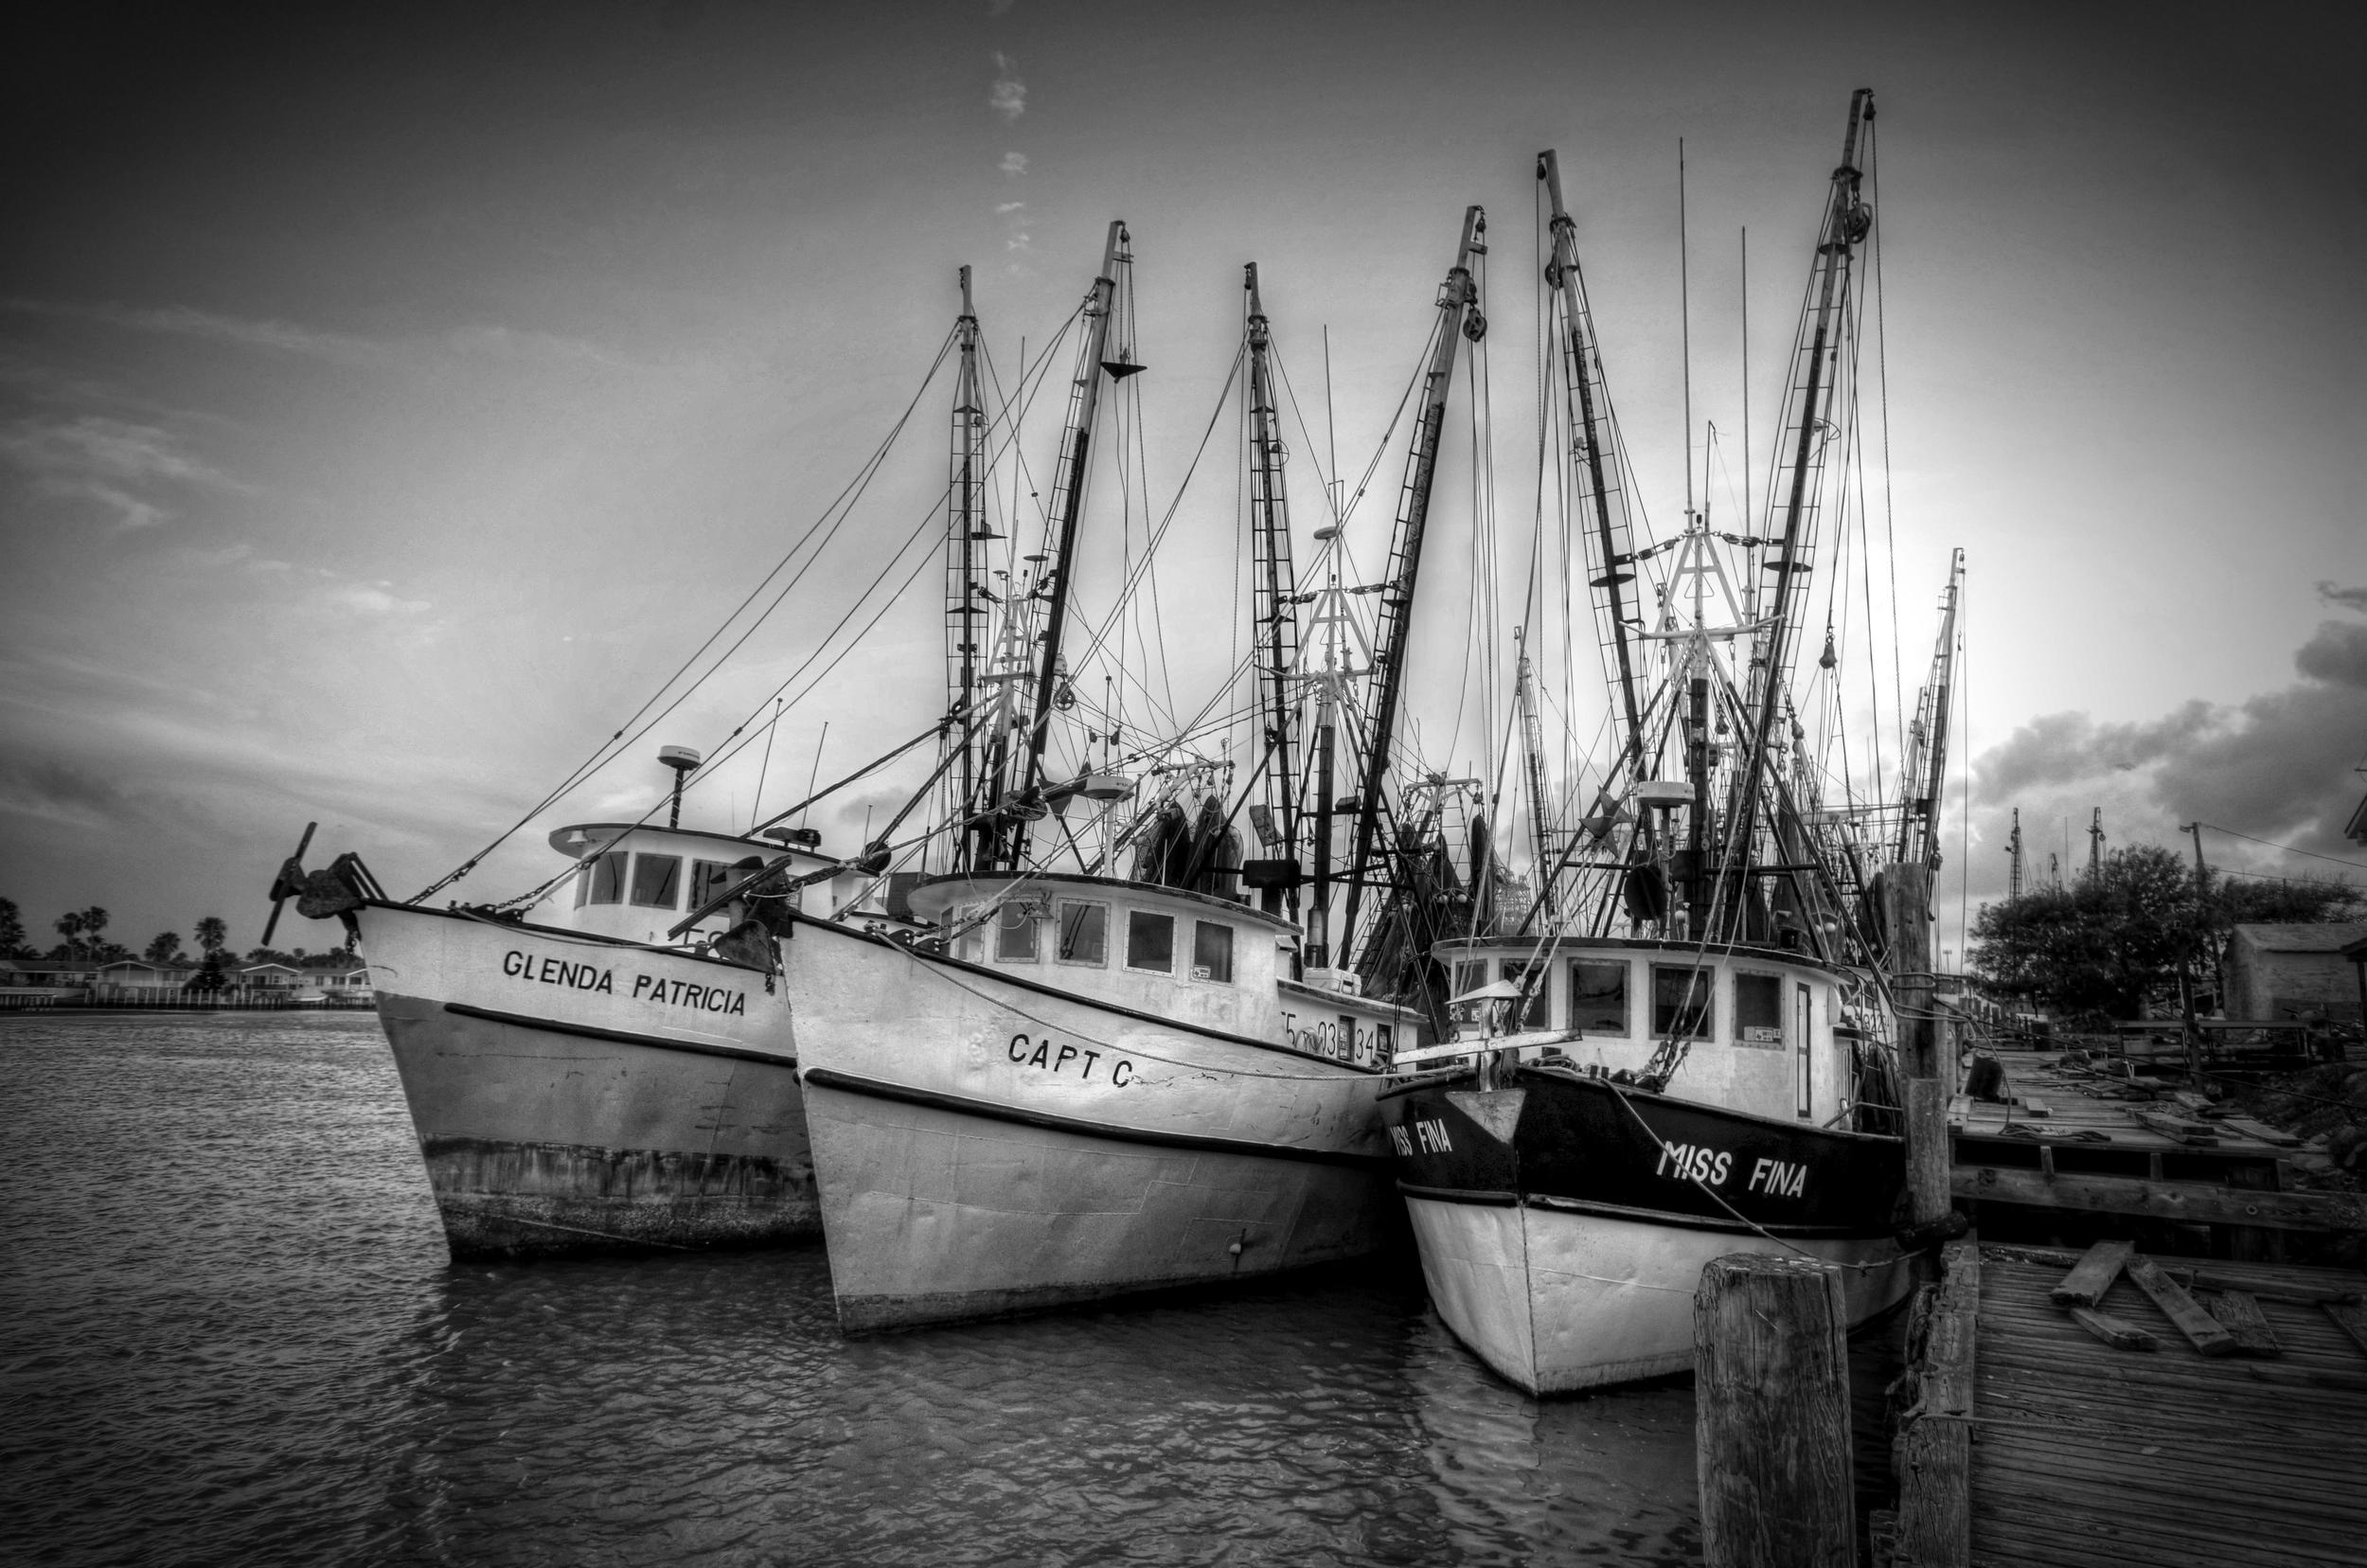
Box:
[2223,1115,2301,1147]
[2133,1109,2218,1146]
[2048,1239,2133,1308]
[1953,1166,2367,1233]
[2199,1290,2283,1357]
[2327,1302,2367,1360]
[2017,1096,2051,1117]
[1978,1242,2367,1304]
[2069,1306,2160,1351]
[2125,1253,2239,1357]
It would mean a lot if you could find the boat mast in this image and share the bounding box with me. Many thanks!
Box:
[1895,548,1963,872]
[1341,205,1486,959]
[946,265,987,872]
[998,220,1130,872]
[1244,263,1302,921]
[1539,151,1647,786]
[1718,89,1875,937]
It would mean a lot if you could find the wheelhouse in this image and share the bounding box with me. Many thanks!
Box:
[539,823,859,947]
[906,873,1414,1068]
[1422,935,1861,1125]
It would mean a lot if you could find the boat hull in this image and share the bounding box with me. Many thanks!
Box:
[359,903,816,1258]
[1385,1067,1912,1394]
[783,920,1397,1330]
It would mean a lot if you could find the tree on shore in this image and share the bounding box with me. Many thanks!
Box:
[1972,845,2363,1020]
[145,932,187,964]
[0,898,30,959]
[195,916,228,954]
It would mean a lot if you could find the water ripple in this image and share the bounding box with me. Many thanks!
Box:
[1,1014,1699,1565]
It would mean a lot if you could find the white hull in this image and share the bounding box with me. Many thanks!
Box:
[359,904,817,1257]
[1403,1195,1913,1395]
[784,919,1398,1329]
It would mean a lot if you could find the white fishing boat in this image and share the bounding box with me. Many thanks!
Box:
[792,875,1415,1329]
[1378,96,1949,1394]
[289,805,881,1258]
[778,224,1437,1329]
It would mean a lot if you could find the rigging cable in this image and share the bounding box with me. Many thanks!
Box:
[409,321,965,902]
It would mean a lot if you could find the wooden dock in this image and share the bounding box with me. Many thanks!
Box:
[1888,1239,2367,1568]
[1949,1048,2367,1247]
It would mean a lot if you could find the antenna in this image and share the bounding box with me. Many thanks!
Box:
[1679,138,1694,521]
[658,745,702,829]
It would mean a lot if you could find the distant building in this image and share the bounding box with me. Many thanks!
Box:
[96,958,197,991]
[2223,922,2367,1023]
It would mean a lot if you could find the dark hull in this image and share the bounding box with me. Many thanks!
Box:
[1385,1066,1907,1238]
[1381,1067,1912,1393]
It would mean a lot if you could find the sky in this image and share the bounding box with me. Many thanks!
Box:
[4,0,2363,967]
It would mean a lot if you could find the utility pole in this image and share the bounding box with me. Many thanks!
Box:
[2179,821,2213,1083]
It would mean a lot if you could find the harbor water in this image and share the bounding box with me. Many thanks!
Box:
[1,1013,1700,1565]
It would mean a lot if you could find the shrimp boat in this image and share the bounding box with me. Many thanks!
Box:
[1379,96,1945,1394]
[773,223,1466,1329]
[276,722,908,1255]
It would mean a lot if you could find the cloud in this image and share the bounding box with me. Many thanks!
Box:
[3,298,383,365]
[324,582,431,615]
[989,53,1025,121]
[1969,617,2367,895]
[2317,579,2367,614]
[988,0,1016,15]
[0,414,251,529]
[1000,151,1027,177]
[996,201,1026,214]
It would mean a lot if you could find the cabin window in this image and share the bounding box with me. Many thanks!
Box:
[996,902,1039,962]
[1193,920,1234,983]
[1126,910,1174,973]
[630,853,683,909]
[584,849,628,906]
[1450,958,1489,1025]
[1501,959,1550,1030]
[1651,964,1713,1040]
[1569,960,1628,1035]
[1796,983,1814,1117]
[1058,902,1108,965]
[1735,972,1785,1047]
[691,860,739,913]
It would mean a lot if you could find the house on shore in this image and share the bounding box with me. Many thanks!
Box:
[2223,922,2367,1023]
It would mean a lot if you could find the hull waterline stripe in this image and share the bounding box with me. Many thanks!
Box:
[438,1002,796,1070]
[1395,1179,1888,1240]
[800,1067,1391,1169]
[1397,1181,1518,1207]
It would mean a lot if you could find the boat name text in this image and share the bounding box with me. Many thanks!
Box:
[1390,1118,1453,1156]
[1655,1140,1732,1186]
[501,950,749,1016]
[1007,1031,1130,1086]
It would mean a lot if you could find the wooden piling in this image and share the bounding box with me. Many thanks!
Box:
[1895,1238,1978,1568]
[1881,864,1954,1233]
[1694,1253,1856,1568]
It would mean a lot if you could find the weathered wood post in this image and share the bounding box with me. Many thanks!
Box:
[1695,1253,1856,1568]
[1883,864,1953,1227]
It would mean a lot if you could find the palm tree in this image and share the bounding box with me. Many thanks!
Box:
[54,911,86,958]
[195,917,227,954]
[145,932,186,965]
